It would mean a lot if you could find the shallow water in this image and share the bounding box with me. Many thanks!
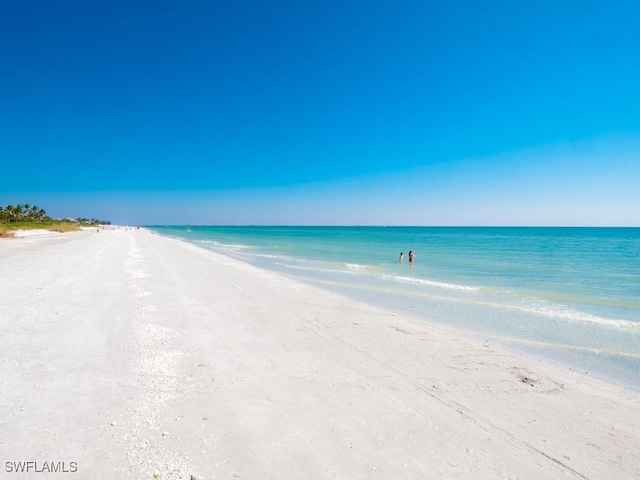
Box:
[150,226,640,390]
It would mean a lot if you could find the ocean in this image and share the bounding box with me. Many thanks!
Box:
[149,226,640,390]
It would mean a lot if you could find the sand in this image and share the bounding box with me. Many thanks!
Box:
[1,229,638,479]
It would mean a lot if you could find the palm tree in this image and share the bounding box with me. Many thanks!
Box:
[26,204,39,221]
[38,208,48,222]
[29,207,42,222]
[15,204,25,221]
[5,205,18,222]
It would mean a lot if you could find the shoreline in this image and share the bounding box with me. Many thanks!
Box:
[1,228,639,479]
[152,226,640,393]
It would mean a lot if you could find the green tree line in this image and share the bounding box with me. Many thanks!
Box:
[0,204,110,225]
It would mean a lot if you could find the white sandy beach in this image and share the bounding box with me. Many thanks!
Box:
[0,229,638,479]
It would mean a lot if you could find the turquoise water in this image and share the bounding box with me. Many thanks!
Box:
[150,226,640,390]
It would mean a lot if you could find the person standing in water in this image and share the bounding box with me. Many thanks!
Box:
[399,252,404,263]
[408,250,415,264]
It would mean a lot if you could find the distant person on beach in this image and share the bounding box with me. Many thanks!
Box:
[399,252,403,263]
[408,251,414,264]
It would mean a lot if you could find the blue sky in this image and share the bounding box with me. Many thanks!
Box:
[1,1,639,225]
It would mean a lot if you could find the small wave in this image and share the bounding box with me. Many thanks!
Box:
[487,334,640,360]
[269,258,381,275]
[241,252,282,259]
[325,273,639,332]
[345,263,368,271]
[515,290,640,310]
[390,275,480,292]
[277,262,362,276]
[518,302,640,331]
[194,239,249,250]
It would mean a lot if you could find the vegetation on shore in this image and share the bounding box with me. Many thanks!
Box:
[0,204,111,238]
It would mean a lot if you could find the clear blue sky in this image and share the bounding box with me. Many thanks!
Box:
[1,0,639,225]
